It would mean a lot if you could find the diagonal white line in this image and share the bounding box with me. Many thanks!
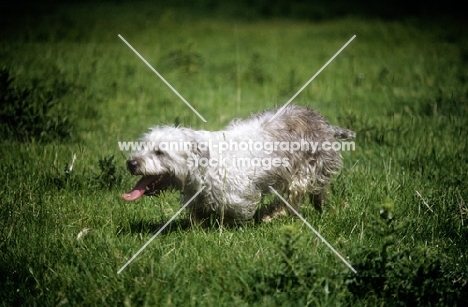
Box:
[118,34,207,123]
[269,35,356,122]
[268,186,357,273]
[117,186,206,274]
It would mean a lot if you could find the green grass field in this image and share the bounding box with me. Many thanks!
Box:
[1,1,467,306]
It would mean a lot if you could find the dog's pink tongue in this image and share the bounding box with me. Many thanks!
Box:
[122,176,157,201]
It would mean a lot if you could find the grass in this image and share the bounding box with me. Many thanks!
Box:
[1,1,467,306]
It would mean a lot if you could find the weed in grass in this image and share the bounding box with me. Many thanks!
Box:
[166,42,204,73]
[93,155,124,191]
[244,52,269,85]
[45,154,125,192]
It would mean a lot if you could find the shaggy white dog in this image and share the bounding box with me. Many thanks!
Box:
[122,105,355,224]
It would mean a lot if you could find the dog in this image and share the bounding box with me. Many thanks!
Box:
[122,105,355,224]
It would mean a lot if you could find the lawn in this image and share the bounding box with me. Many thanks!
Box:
[1,1,467,306]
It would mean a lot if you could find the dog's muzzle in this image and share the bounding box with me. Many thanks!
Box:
[126,159,139,174]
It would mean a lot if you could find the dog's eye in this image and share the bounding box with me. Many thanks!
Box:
[155,149,164,156]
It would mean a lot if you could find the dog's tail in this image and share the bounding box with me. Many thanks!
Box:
[333,126,356,140]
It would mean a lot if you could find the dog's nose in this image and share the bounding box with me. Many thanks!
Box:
[127,159,138,173]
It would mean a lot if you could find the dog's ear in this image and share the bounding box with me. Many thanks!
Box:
[197,147,210,160]
[195,142,210,160]
[186,135,210,161]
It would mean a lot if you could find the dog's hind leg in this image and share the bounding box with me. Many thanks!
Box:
[286,175,310,212]
[309,190,327,213]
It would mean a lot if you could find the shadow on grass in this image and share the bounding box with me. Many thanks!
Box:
[118,218,193,236]
[118,215,265,236]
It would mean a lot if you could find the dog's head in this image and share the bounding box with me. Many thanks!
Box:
[122,126,208,201]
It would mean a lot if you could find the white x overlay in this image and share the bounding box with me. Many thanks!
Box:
[117,33,357,274]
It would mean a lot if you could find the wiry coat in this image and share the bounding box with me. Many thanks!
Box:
[123,105,355,224]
